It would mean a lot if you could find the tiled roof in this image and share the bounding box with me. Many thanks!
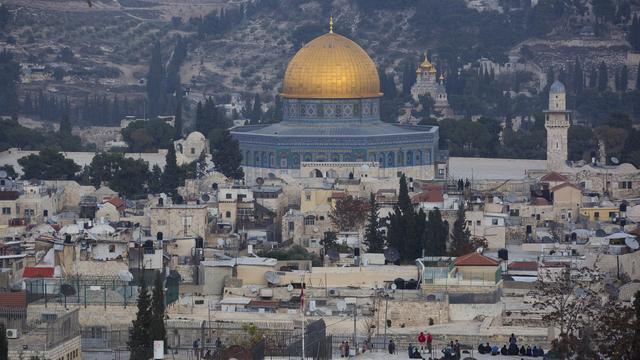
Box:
[454,252,499,266]
[0,191,20,201]
[508,261,538,271]
[541,172,568,182]
[411,190,444,204]
[106,197,125,209]
[0,291,27,308]
[23,267,54,278]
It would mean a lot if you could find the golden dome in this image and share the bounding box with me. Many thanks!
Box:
[281,32,381,99]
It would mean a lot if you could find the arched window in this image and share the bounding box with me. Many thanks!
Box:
[416,150,423,165]
[261,152,268,167]
[406,150,414,166]
[387,152,395,167]
[269,153,275,168]
[292,154,300,167]
[378,153,386,167]
[397,152,404,167]
[225,211,231,218]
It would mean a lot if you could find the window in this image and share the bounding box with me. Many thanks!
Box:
[225,211,231,218]
[305,194,311,201]
[467,220,472,226]
[476,220,481,226]
[43,209,48,217]
[109,244,116,253]
[226,193,232,199]
[594,212,600,219]
[491,218,499,225]
[191,147,195,154]
[608,212,616,218]
[619,181,633,189]
[288,222,294,231]
[304,216,315,226]
[1,208,10,215]
[319,216,325,221]
[157,220,167,225]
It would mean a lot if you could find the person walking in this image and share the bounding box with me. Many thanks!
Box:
[345,341,350,357]
[426,332,433,354]
[388,339,396,354]
[340,341,346,357]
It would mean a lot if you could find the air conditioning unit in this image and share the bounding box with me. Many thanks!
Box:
[6,329,18,339]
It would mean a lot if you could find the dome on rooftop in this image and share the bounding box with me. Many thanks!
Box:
[281,32,381,99]
[549,80,565,94]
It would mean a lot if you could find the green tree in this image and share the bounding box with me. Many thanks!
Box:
[598,61,608,92]
[363,193,385,253]
[150,270,166,354]
[161,144,180,196]
[387,174,419,262]
[424,208,448,256]
[148,165,163,194]
[628,15,640,51]
[449,205,471,256]
[572,57,583,94]
[0,50,20,118]
[321,231,338,252]
[0,165,17,179]
[18,149,80,180]
[121,119,175,152]
[251,93,262,123]
[210,129,244,180]
[147,41,166,118]
[129,278,153,360]
[59,111,72,137]
[174,101,183,139]
[86,153,150,198]
[619,65,628,91]
[0,323,7,360]
[592,0,615,22]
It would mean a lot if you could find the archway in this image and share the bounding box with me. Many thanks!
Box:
[309,169,323,178]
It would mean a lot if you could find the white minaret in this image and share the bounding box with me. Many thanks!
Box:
[545,80,571,170]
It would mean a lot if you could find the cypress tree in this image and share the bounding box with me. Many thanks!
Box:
[251,93,262,123]
[129,278,153,360]
[620,65,629,91]
[211,129,244,180]
[573,57,583,94]
[598,61,608,92]
[386,174,418,262]
[424,208,448,256]
[174,100,183,139]
[637,63,640,90]
[147,41,165,118]
[450,204,472,256]
[0,323,7,360]
[59,111,72,136]
[150,270,167,354]
[363,193,385,253]
[161,143,180,196]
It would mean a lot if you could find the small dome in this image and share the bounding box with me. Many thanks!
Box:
[549,80,565,94]
[88,224,115,236]
[282,32,381,99]
[186,131,206,142]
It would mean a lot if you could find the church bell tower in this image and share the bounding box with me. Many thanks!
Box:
[545,80,571,170]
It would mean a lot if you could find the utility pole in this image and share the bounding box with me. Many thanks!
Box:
[383,295,389,349]
[352,303,357,355]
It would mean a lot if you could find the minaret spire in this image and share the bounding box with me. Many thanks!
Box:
[329,16,334,33]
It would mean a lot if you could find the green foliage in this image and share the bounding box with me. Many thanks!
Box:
[122,119,175,152]
[449,205,471,256]
[18,149,80,180]
[0,165,17,179]
[598,61,608,92]
[174,101,183,139]
[631,15,640,52]
[257,245,322,266]
[568,125,595,162]
[387,174,421,262]
[150,271,166,352]
[320,231,338,251]
[424,208,448,256]
[147,41,166,118]
[0,49,20,117]
[363,193,385,253]
[196,97,231,135]
[0,323,7,360]
[129,278,153,360]
[0,119,77,152]
[85,152,151,198]
[161,144,180,196]
[210,129,244,180]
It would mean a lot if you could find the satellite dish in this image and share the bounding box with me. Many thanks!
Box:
[256,177,265,186]
[611,157,620,165]
[327,248,339,262]
[201,194,210,202]
[625,237,639,250]
[118,270,134,282]
[384,247,401,263]
[250,286,258,293]
[265,271,282,285]
[286,284,294,292]
[0,170,7,178]
[336,301,347,312]
[390,283,397,291]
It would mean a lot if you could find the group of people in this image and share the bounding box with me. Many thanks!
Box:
[477,333,544,357]
[339,340,351,357]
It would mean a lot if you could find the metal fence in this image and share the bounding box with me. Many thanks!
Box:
[26,275,179,308]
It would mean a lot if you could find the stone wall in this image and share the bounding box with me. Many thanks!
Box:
[448,303,504,321]
[378,299,449,327]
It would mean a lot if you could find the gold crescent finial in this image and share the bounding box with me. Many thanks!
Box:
[329,16,334,33]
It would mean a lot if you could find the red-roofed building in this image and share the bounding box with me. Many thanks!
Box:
[541,172,568,184]
[411,189,444,210]
[106,197,125,211]
[508,261,539,278]
[450,252,502,285]
[0,291,27,308]
[23,267,54,279]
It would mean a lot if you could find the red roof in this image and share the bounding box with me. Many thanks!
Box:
[541,172,568,182]
[0,291,27,308]
[628,228,640,237]
[508,261,538,271]
[454,252,499,266]
[411,190,444,204]
[23,267,54,278]
[0,191,20,201]
[550,182,581,192]
[106,197,125,209]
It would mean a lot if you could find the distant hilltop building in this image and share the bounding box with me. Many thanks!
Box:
[231,20,448,184]
[410,52,451,117]
[544,80,571,171]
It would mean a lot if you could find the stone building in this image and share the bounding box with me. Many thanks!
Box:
[174,131,210,166]
[231,28,447,185]
[149,202,208,240]
[545,80,571,171]
[411,52,452,116]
